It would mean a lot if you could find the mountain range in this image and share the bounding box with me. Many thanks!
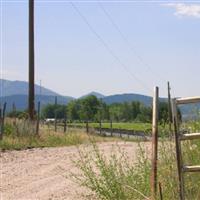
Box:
[0,79,157,112]
[0,79,61,97]
[1,79,198,120]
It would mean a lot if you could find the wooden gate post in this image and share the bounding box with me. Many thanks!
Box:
[151,87,159,199]
[171,98,185,200]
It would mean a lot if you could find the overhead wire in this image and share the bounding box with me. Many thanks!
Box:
[70,2,152,93]
[98,2,168,87]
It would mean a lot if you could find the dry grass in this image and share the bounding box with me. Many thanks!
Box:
[0,119,119,151]
[73,121,200,200]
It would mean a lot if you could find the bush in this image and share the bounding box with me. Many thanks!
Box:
[74,136,200,199]
[4,124,14,136]
[73,143,151,200]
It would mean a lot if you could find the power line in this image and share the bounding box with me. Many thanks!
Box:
[70,2,152,92]
[98,2,168,84]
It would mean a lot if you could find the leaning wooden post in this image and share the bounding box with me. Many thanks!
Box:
[151,86,159,199]
[171,98,185,200]
[36,101,40,135]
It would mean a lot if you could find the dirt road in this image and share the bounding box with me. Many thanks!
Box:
[0,142,150,200]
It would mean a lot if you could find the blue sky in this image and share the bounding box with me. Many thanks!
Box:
[1,1,200,98]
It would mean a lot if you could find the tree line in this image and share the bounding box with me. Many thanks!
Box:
[40,95,171,124]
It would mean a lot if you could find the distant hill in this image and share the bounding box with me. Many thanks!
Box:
[1,92,156,112]
[0,79,171,112]
[80,92,105,99]
[0,95,74,112]
[0,79,60,96]
[1,78,198,118]
[102,93,154,106]
[179,103,200,120]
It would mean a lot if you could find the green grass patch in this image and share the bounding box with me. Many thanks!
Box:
[69,122,152,132]
[0,130,118,151]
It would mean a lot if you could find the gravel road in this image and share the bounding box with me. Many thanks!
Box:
[0,142,150,200]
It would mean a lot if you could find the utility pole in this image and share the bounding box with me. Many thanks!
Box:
[28,0,35,120]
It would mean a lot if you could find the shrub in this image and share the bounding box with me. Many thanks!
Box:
[73,143,151,200]
[74,136,200,199]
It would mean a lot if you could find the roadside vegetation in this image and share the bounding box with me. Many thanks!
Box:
[0,119,118,151]
[2,95,199,199]
[73,120,200,200]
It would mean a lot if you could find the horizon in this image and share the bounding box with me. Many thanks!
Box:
[1,2,200,98]
[1,78,167,98]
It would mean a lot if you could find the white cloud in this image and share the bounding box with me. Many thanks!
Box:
[164,3,200,18]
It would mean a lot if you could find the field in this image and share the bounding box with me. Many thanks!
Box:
[68,122,152,132]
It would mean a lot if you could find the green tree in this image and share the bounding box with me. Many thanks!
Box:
[136,104,152,122]
[109,103,122,122]
[67,100,81,121]
[131,101,141,120]
[42,104,66,119]
[79,95,100,120]
[159,102,169,126]
[95,101,110,121]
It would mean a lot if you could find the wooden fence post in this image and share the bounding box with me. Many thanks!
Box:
[159,182,163,200]
[64,113,67,133]
[54,96,57,132]
[0,105,2,140]
[12,102,17,125]
[99,120,102,135]
[36,101,40,135]
[151,86,159,199]
[86,120,89,134]
[167,81,172,134]
[0,102,7,140]
[110,120,113,137]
